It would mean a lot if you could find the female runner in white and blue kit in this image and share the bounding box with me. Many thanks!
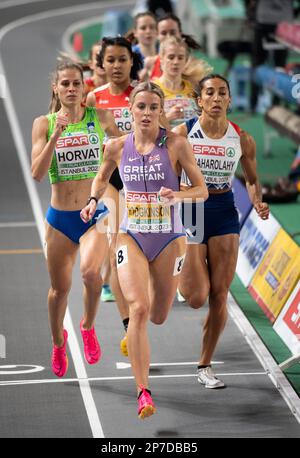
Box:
[173,74,269,389]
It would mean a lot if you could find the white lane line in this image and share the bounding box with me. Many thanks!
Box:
[0,0,135,40]
[0,0,132,439]
[228,292,300,423]
[0,222,36,228]
[0,372,268,387]
[116,361,224,369]
[0,54,103,435]
[0,0,46,9]
[0,365,44,375]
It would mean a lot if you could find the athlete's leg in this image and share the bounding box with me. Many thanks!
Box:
[149,237,186,324]
[45,222,78,346]
[116,233,151,391]
[104,184,129,320]
[79,224,109,329]
[178,243,210,309]
[200,233,239,365]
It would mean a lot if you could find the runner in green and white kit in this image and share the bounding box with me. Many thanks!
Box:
[31,60,121,378]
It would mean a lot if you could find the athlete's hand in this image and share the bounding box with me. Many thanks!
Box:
[159,186,179,205]
[80,200,97,223]
[51,113,69,141]
[166,104,185,122]
[254,201,269,220]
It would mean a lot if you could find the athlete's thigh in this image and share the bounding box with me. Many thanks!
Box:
[149,236,186,313]
[179,242,210,293]
[116,233,150,306]
[207,233,239,292]
[79,225,109,272]
[45,222,78,290]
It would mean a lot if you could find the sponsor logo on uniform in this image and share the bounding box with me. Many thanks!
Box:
[122,108,130,118]
[192,145,225,156]
[128,156,139,162]
[56,135,89,148]
[226,147,235,157]
[89,133,99,144]
[113,108,131,118]
[126,192,158,203]
[190,129,203,139]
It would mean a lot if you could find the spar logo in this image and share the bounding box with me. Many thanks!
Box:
[226,147,235,158]
[56,135,89,149]
[126,192,158,203]
[113,108,131,118]
[89,133,99,145]
[192,145,225,156]
[122,108,130,118]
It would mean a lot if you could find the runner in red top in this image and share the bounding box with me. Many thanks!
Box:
[83,41,107,102]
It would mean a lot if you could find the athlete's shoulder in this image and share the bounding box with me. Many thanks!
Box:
[106,134,128,155]
[167,130,189,148]
[240,129,256,154]
[32,114,49,130]
[228,120,242,136]
[94,83,110,94]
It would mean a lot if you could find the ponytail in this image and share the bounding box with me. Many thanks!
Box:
[48,91,61,114]
[181,33,202,51]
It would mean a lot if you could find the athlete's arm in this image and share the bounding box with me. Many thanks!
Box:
[96,108,123,138]
[139,55,156,82]
[172,122,188,137]
[86,91,96,107]
[240,130,269,220]
[159,110,171,131]
[31,113,68,182]
[80,137,124,222]
[160,134,208,204]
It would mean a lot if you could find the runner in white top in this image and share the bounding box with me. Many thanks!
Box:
[173,74,269,389]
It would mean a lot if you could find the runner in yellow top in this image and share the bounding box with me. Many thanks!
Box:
[154,36,211,127]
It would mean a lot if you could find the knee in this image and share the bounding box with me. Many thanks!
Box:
[209,290,228,310]
[185,287,209,309]
[129,302,149,324]
[208,291,228,325]
[81,265,101,287]
[188,294,208,309]
[50,286,70,302]
[150,311,167,325]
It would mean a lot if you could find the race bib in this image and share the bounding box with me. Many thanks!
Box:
[55,133,101,177]
[126,191,172,233]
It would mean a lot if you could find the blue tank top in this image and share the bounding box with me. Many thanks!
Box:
[119,129,183,234]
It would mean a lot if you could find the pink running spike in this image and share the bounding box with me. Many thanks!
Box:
[138,385,156,419]
[80,319,101,364]
[51,329,68,377]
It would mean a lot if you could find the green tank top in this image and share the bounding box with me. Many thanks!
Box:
[47,107,105,184]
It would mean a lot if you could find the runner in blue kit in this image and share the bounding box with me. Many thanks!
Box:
[173,74,269,389]
[81,81,208,419]
[31,60,120,378]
